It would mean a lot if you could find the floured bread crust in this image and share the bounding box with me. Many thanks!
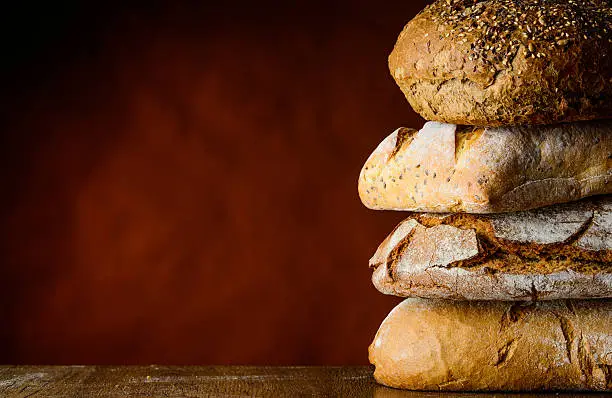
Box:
[369,299,612,391]
[370,197,612,300]
[358,121,612,213]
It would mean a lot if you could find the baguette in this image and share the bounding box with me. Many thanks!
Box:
[358,121,611,213]
[369,299,612,391]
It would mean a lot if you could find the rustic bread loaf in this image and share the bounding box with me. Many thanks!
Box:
[370,196,611,301]
[358,121,611,213]
[369,298,612,391]
[389,0,612,126]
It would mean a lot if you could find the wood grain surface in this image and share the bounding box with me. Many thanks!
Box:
[0,366,608,397]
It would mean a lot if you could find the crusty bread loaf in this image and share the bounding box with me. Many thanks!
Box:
[389,0,612,126]
[358,121,611,213]
[369,298,612,391]
[370,196,611,301]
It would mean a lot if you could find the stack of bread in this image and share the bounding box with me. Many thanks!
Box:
[359,0,611,391]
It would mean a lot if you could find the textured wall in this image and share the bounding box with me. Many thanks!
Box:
[0,1,426,364]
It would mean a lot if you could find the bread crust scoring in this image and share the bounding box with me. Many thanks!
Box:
[358,121,612,213]
[370,197,612,301]
[369,299,612,391]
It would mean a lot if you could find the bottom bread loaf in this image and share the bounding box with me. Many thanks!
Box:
[369,299,611,391]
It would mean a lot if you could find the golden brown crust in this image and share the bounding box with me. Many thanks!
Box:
[370,299,612,391]
[389,0,612,126]
[358,121,612,213]
[370,197,612,301]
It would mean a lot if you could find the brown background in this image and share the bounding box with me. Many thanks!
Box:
[0,0,427,364]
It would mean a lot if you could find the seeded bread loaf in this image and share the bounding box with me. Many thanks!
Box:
[369,298,612,391]
[370,197,612,300]
[389,0,612,126]
[358,121,611,213]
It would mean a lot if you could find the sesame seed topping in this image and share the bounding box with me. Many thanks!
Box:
[420,0,612,68]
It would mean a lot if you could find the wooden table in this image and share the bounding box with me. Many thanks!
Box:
[0,366,607,397]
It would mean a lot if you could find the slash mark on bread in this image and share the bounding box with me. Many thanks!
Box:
[555,314,576,363]
[386,228,418,281]
[494,339,518,367]
[389,128,418,159]
[578,333,596,386]
[499,302,535,331]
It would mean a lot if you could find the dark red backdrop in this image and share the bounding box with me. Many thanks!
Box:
[0,1,427,364]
